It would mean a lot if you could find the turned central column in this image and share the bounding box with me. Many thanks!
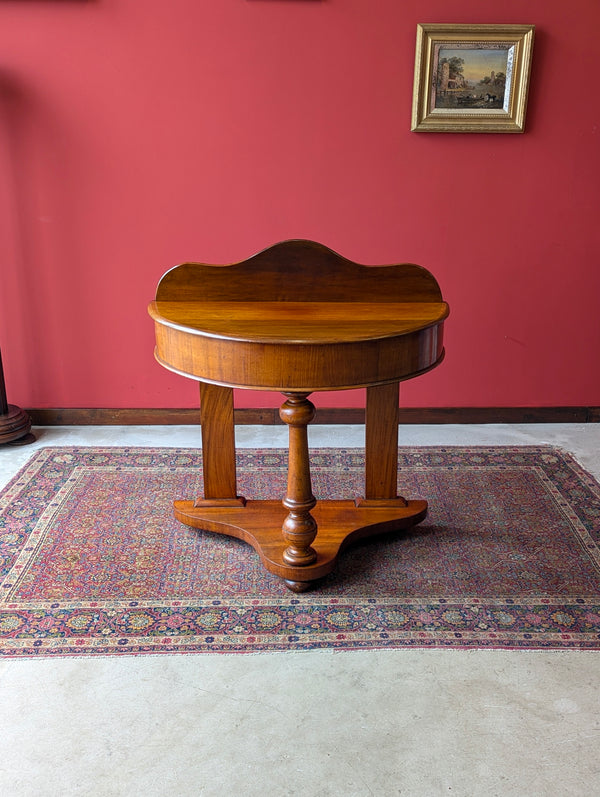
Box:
[279,392,318,568]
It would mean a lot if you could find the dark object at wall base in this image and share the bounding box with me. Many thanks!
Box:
[0,404,36,445]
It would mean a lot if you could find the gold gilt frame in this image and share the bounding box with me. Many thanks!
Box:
[411,24,535,133]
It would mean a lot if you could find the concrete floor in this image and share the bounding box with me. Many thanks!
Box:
[1,424,599,796]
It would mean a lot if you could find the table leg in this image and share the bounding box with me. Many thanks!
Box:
[362,382,407,506]
[195,382,245,507]
[279,392,318,573]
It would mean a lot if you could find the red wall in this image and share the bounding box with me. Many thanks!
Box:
[1,0,599,411]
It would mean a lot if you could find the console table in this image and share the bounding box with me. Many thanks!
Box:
[149,240,449,591]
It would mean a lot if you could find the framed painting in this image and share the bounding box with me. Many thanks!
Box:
[411,24,535,133]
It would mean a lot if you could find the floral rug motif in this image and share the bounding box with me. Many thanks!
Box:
[1,446,600,657]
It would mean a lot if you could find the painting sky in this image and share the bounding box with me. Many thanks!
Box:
[438,47,510,83]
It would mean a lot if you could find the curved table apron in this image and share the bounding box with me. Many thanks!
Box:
[149,298,448,592]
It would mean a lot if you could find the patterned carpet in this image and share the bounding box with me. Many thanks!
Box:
[1,446,600,657]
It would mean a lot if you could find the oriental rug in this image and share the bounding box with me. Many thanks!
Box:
[1,446,600,657]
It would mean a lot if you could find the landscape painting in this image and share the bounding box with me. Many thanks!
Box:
[432,45,513,111]
[411,24,535,133]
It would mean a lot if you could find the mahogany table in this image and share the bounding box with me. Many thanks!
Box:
[149,240,449,591]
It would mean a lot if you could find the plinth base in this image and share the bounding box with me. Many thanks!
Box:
[174,498,428,591]
[0,405,35,446]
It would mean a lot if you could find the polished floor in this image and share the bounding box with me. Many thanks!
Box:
[1,423,599,796]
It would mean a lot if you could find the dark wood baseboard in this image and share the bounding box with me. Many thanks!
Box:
[26,406,600,426]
